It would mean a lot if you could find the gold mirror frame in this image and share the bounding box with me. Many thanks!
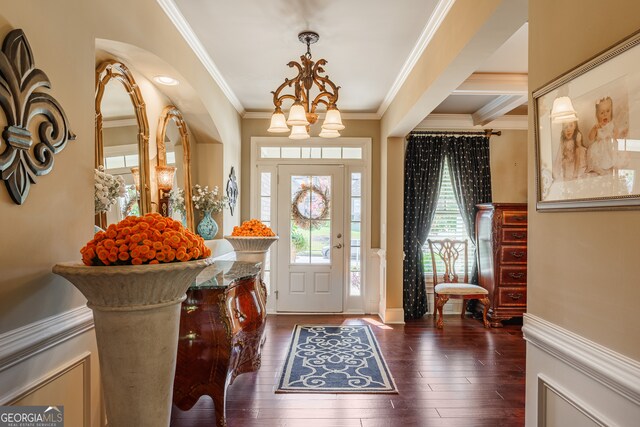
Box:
[95,60,151,228]
[156,105,194,230]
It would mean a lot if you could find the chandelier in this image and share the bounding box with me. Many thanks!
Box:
[267,31,344,139]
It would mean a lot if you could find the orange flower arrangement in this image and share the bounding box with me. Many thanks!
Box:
[81,213,211,266]
[231,219,275,237]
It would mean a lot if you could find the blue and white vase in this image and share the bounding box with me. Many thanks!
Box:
[197,210,218,240]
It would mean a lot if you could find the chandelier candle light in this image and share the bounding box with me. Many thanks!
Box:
[268,31,344,139]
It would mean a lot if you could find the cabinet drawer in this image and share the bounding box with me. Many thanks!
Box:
[500,266,527,285]
[502,211,528,226]
[500,246,527,264]
[501,228,527,243]
[498,287,527,307]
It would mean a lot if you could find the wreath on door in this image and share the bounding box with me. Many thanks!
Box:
[291,183,330,229]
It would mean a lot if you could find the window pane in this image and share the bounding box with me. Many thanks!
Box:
[350,271,361,296]
[291,223,311,264]
[310,220,330,264]
[125,154,139,167]
[351,221,361,238]
[260,197,271,221]
[351,173,361,196]
[310,147,322,158]
[343,147,362,159]
[322,147,341,159]
[281,147,301,158]
[351,198,361,221]
[166,152,176,165]
[301,147,311,158]
[260,172,271,196]
[105,156,125,169]
[260,147,280,158]
[422,158,475,276]
[291,176,310,264]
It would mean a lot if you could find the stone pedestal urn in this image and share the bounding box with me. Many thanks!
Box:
[224,236,279,279]
[52,258,214,427]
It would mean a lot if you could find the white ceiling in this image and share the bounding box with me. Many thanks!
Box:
[174,0,440,113]
[166,0,528,123]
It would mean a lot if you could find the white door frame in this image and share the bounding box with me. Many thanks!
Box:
[250,137,371,314]
[276,164,345,312]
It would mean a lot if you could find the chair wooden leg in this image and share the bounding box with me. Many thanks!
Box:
[435,294,449,329]
[480,297,490,328]
[461,299,466,318]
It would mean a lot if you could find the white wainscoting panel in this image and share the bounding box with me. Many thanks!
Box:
[0,306,94,372]
[366,249,381,315]
[0,306,103,426]
[523,314,640,427]
[376,249,387,320]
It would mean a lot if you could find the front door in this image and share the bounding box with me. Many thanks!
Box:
[276,165,344,312]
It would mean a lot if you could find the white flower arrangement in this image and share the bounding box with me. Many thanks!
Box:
[169,187,187,219]
[192,184,228,214]
[94,166,126,214]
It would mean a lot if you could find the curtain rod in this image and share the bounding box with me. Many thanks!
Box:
[406,129,501,139]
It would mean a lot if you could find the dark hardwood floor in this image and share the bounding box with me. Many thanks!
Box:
[170,314,525,427]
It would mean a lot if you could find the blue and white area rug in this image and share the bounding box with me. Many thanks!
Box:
[276,325,397,393]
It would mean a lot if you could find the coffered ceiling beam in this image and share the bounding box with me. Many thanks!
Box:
[471,94,528,126]
[417,113,527,130]
[452,73,528,96]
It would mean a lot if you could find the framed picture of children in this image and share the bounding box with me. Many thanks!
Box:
[534,30,640,210]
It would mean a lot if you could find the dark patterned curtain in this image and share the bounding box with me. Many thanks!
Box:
[403,135,447,320]
[447,135,492,285]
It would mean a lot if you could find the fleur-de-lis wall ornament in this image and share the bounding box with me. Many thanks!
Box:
[0,29,75,204]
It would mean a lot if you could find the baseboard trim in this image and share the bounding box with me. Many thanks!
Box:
[523,313,640,405]
[380,308,405,324]
[0,306,94,372]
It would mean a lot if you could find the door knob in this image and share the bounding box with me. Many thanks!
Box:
[337,233,342,238]
[333,243,343,249]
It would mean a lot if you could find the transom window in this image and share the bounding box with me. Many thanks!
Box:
[260,146,362,160]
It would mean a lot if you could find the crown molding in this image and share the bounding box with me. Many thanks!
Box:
[242,111,381,120]
[376,0,455,117]
[416,113,528,130]
[157,0,245,114]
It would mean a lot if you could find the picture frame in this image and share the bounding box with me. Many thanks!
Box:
[533,30,640,211]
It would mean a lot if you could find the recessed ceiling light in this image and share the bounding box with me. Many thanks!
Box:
[153,75,179,86]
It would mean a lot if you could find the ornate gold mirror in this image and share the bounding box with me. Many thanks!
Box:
[95,60,150,228]
[156,106,194,230]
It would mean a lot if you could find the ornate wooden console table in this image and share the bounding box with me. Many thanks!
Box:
[172,261,266,427]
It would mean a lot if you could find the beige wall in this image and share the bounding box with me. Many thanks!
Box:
[491,130,528,202]
[0,2,95,333]
[0,0,241,332]
[529,0,640,359]
[0,0,242,423]
[240,118,381,247]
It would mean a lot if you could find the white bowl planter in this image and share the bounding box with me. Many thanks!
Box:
[52,258,214,427]
[224,236,279,278]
